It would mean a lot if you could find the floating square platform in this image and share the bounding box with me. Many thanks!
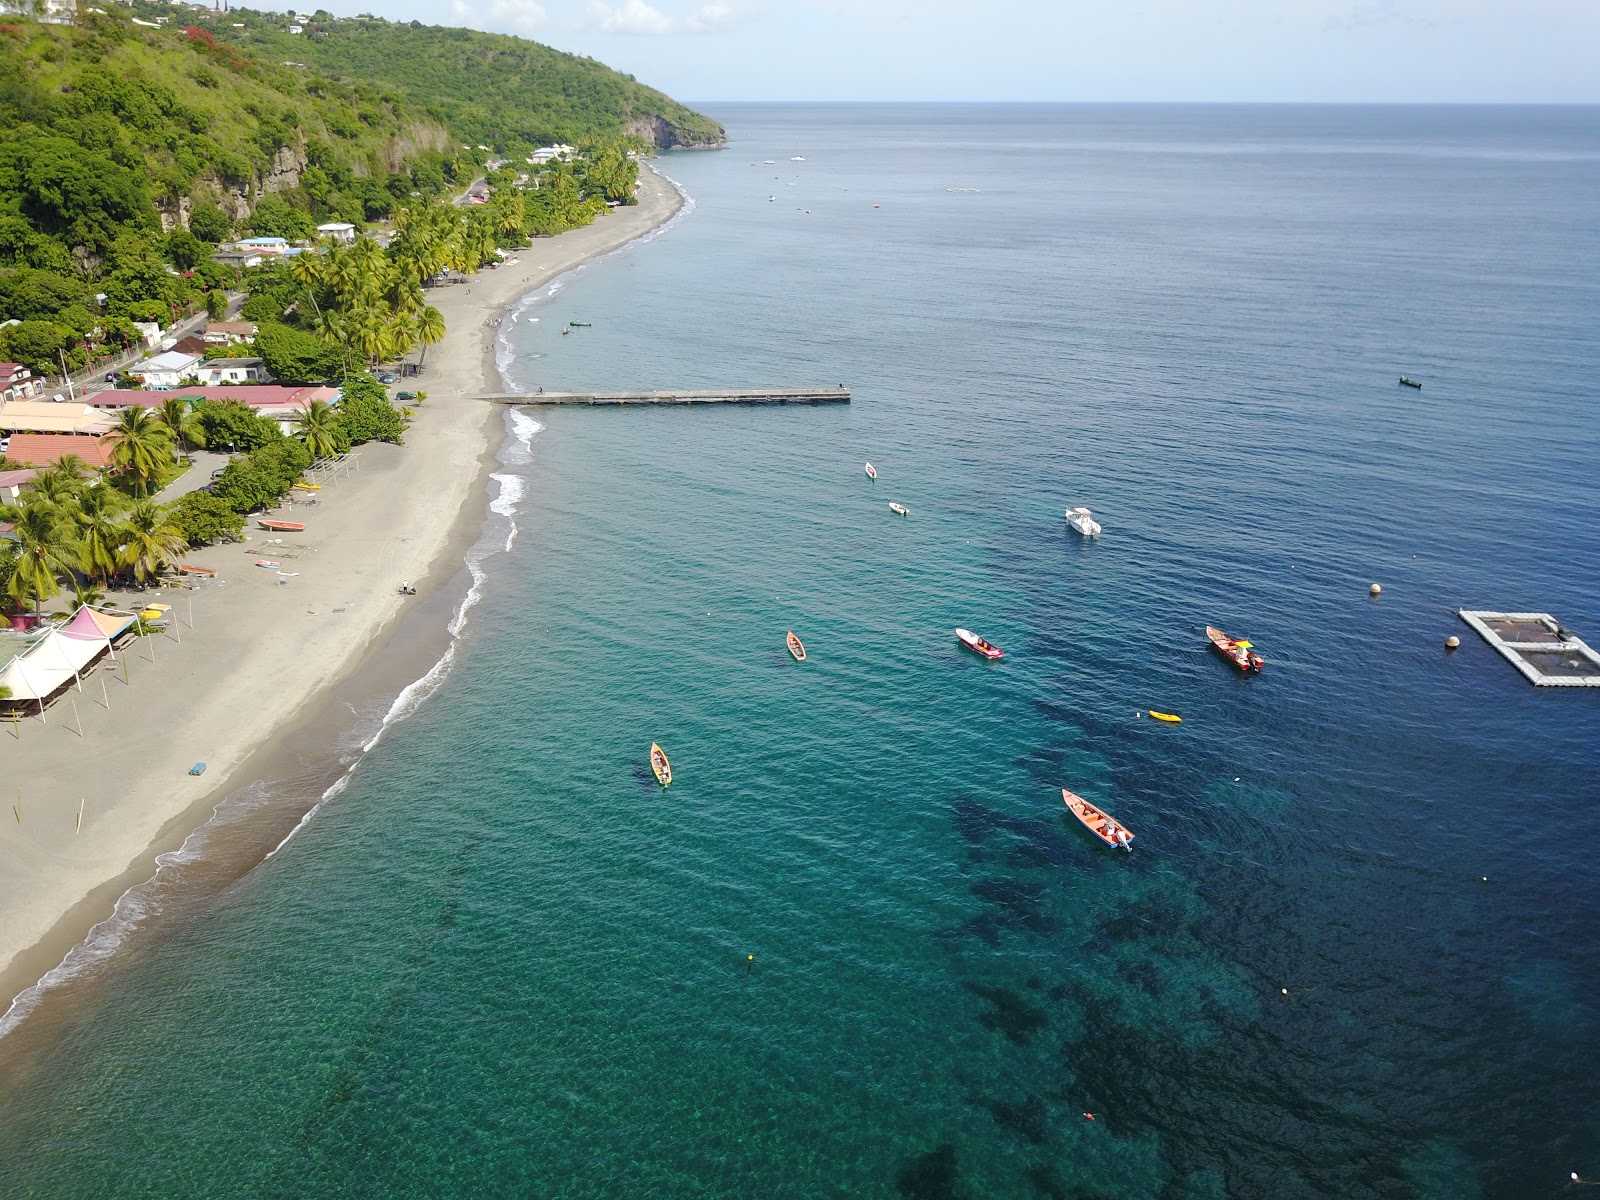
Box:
[1457,611,1600,687]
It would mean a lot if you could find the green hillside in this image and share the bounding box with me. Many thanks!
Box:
[217,11,726,152]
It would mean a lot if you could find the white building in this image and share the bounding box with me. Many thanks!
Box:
[316,222,357,244]
[0,363,45,403]
[125,351,203,391]
[197,358,269,386]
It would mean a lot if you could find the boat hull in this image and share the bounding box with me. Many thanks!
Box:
[258,520,306,532]
[1062,788,1132,850]
[888,503,909,516]
[1205,625,1263,672]
[1147,711,1181,723]
[787,631,806,661]
[864,462,877,479]
[955,628,1002,659]
[650,742,672,787]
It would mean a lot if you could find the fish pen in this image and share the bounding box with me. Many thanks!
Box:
[1457,611,1600,687]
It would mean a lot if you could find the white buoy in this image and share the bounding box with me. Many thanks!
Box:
[1369,583,1382,595]
[1446,636,1460,649]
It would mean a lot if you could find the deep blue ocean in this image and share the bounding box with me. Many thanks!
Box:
[1,104,1597,1199]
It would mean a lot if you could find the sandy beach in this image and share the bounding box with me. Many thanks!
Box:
[0,168,684,1033]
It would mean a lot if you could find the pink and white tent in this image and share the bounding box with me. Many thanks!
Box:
[0,606,135,710]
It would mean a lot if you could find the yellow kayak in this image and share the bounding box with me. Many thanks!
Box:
[294,482,321,491]
[1147,711,1182,723]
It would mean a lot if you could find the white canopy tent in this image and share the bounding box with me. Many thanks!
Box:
[0,607,136,715]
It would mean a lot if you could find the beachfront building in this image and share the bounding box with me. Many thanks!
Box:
[0,363,45,402]
[203,321,258,345]
[316,222,357,244]
[88,385,341,435]
[0,400,115,438]
[124,351,203,391]
[2,433,116,471]
[196,358,270,386]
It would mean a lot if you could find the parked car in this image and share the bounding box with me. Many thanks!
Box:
[375,371,399,384]
[210,468,228,479]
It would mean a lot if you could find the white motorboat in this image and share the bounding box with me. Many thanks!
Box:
[1065,507,1101,538]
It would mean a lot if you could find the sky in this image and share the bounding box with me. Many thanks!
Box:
[327,1,1600,103]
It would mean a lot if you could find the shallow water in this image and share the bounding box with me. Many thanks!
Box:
[1,104,1597,1199]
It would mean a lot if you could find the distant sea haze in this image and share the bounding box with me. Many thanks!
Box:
[2,104,1596,1199]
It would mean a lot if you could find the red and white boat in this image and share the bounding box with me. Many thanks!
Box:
[1206,625,1263,672]
[955,627,1003,660]
[1062,788,1133,851]
[864,462,877,479]
[258,519,306,533]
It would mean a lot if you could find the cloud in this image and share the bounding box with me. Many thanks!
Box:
[450,0,550,34]
[586,0,738,34]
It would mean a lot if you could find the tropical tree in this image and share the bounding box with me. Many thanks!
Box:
[25,463,87,510]
[294,399,341,460]
[106,406,174,497]
[154,396,204,461]
[3,503,80,616]
[117,499,189,585]
[414,303,445,368]
[72,483,129,586]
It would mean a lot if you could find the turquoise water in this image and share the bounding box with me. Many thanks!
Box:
[1,105,1598,1198]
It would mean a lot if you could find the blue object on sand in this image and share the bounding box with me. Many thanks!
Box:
[188,762,206,776]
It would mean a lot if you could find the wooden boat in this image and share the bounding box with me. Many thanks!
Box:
[1062,788,1133,851]
[1206,625,1264,672]
[188,762,206,776]
[1399,375,1422,389]
[787,630,806,661]
[258,519,306,532]
[955,627,1002,660]
[254,560,280,568]
[888,502,909,516]
[649,742,672,787]
[1147,710,1181,723]
[864,462,877,480]
[177,564,216,576]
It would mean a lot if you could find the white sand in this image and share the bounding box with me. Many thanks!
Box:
[0,169,684,1019]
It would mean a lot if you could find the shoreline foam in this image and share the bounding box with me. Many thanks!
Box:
[0,166,686,1057]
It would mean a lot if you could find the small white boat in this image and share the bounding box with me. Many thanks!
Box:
[955,628,1002,660]
[768,195,776,202]
[864,462,877,479]
[790,156,806,162]
[1065,507,1101,538]
[888,502,909,517]
[763,160,776,165]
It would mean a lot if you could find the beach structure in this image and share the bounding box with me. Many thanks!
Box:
[1457,611,1600,687]
[2,432,116,470]
[125,351,203,391]
[485,387,851,406]
[88,385,338,434]
[0,400,115,437]
[196,358,270,386]
[0,607,138,717]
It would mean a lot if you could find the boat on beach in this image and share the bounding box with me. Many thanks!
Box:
[1206,625,1264,672]
[1065,507,1101,537]
[787,630,806,661]
[1062,788,1133,851]
[864,462,877,479]
[888,502,909,516]
[955,627,1002,659]
[650,742,672,787]
[258,519,305,532]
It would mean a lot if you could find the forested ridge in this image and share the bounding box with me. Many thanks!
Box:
[0,6,719,375]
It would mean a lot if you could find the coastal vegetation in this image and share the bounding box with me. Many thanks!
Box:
[0,4,715,385]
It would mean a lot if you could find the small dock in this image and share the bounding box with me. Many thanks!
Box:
[1457,611,1600,687]
[482,387,850,407]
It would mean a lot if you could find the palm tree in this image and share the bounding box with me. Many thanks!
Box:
[106,407,174,498]
[72,483,129,587]
[25,464,87,511]
[4,503,80,617]
[155,397,203,461]
[117,500,189,585]
[294,399,341,461]
[414,304,446,368]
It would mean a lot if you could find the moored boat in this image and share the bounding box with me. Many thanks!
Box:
[569,321,591,327]
[1062,788,1133,851]
[955,627,1003,659]
[787,630,806,661]
[1206,625,1264,672]
[888,502,909,516]
[1399,375,1422,389]
[650,742,672,787]
[1065,506,1101,537]
[258,519,306,532]
[864,461,877,479]
[1147,710,1181,723]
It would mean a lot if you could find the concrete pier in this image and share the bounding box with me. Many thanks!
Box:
[482,387,850,406]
